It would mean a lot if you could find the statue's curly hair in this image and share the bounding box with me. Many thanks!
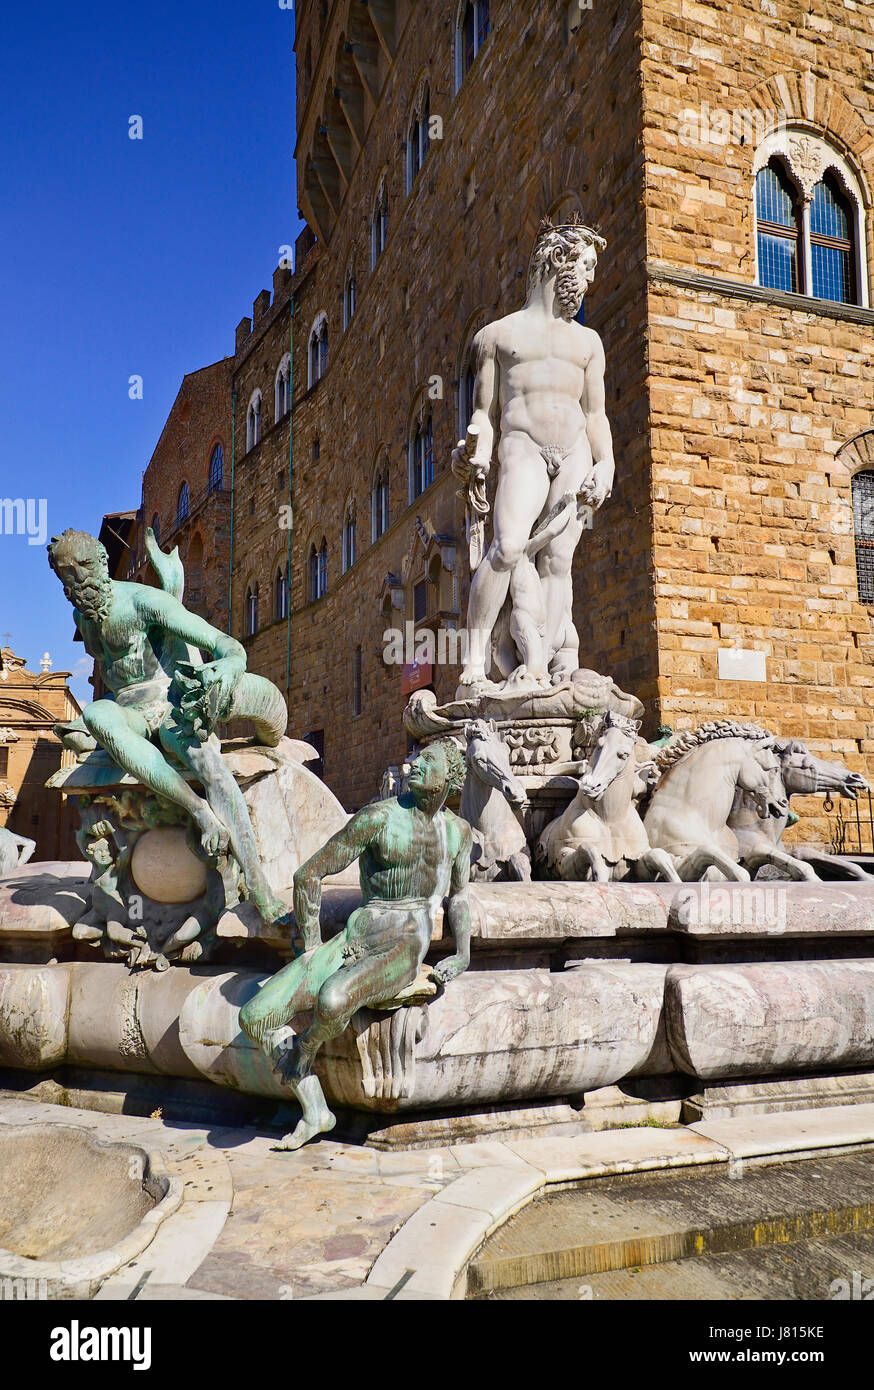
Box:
[434,738,468,797]
[46,528,109,577]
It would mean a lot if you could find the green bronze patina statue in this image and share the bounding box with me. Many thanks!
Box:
[240,739,473,1150]
[47,527,291,929]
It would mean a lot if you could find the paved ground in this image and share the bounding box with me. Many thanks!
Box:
[0,1098,493,1301]
[2,1097,874,1301]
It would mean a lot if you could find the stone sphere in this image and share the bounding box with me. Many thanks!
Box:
[130,828,208,904]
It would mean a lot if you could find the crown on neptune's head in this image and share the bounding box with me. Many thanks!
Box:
[537,212,606,252]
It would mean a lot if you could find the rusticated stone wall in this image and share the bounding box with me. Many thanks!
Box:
[640,0,874,842]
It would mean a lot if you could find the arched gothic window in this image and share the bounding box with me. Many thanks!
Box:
[275,563,290,620]
[754,132,867,306]
[343,269,357,330]
[342,503,357,573]
[176,482,190,527]
[308,315,329,387]
[756,160,802,294]
[810,174,856,303]
[246,392,262,451]
[407,86,431,192]
[456,0,490,90]
[245,583,259,636]
[309,540,328,600]
[372,177,389,267]
[275,357,291,420]
[208,444,224,493]
[410,411,434,501]
[372,462,390,540]
[852,471,874,604]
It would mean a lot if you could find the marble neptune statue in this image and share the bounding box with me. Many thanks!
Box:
[47,528,292,928]
[453,216,613,691]
[0,827,35,879]
[240,739,472,1151]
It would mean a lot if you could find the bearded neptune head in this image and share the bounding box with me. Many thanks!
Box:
[528,215,607,320]
[47,529,113,623]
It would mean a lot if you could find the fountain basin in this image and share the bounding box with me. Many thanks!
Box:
[0,1122,183,1298]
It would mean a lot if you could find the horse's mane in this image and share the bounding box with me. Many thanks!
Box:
[654,721,773,773]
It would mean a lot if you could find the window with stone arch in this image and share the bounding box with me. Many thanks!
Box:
[274,560,290,620]
[275,355,291,421]
[852,471,874,603]
[406,82,431,193]
[343,264,357,331]
[455,0,490,91]
[409,404,435,502]
[208,443,224,493]
[308,313,329,388]
[176,481,190,528]
[372,454,390,541]
[841,430,874,605]
[342,499,357,573]
[309,538,328,601]
[371,175,389,268]
[245,581,259,637]
[246,390,262,451]
[753,130,868,307]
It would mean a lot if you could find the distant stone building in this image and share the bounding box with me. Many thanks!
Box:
[106,1,874,844]
[124,359,234,632]
[0,647,80,861]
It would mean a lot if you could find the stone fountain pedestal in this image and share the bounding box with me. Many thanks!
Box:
[5,873,874,1146]
[403,671,645,841]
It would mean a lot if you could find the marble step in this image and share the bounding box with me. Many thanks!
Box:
[467,1151,874,1294]
[475,1228,874,1301]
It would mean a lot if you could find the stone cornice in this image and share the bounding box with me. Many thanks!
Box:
[646,263,874,329]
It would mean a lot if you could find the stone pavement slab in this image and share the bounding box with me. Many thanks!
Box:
[503,1125,727,1181]
[690,1103,874,1159]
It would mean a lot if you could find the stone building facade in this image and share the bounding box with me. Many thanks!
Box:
[128,358,234,632]
[108,0,874,842]
[0,647,81,861]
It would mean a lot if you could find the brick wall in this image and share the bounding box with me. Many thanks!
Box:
[134,358,233,632]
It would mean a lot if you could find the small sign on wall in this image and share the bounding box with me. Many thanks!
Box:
[717,648,767,682]
[402,660,433,697]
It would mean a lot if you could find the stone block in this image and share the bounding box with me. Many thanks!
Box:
[0,964,71,1069]
[667,960,874,1079]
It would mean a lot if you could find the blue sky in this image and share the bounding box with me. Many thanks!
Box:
[0,0,301,703]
